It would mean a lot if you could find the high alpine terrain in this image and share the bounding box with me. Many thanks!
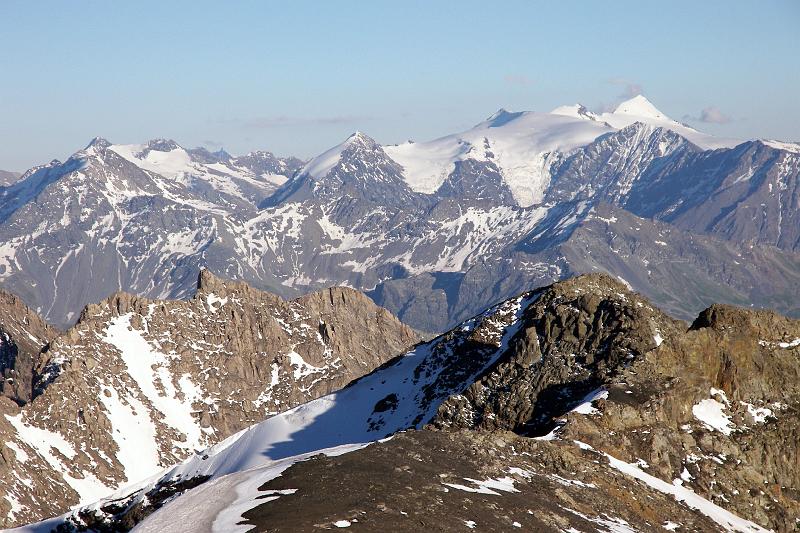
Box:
[12,274,798,532]
[0,271,416,527]
[1,96,798,333]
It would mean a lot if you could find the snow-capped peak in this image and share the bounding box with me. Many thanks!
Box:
[346,130,377,147]
[85,137,112,150]
[484,109,525,128]
[300,131,381,178]
[550,104,599,121]
[595,96,737,150]
[612,95,668,121]
[145,138,182,153]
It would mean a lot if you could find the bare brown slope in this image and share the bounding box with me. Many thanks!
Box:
[0,270,418,527]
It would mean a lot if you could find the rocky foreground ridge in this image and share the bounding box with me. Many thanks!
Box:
[0,271,417,527]
[24,274,798,532]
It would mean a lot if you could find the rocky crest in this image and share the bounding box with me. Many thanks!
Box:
[431,275,800,531]
[0,271,418,527]
[34,273,798,532]
[233,429,735,532]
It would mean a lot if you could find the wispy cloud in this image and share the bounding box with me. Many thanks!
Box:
[685,106,731,124]
[503,74,535,87]
[607,77,643,99]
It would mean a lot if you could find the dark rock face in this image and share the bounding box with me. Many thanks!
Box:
[371,201,800,332]
[547,123,701,205]
[432,274,676,435]
[0,271,418,527]
[430,275,800,531]
[0,290,58,404]
[550,128,800,252]
[436,158,517,205]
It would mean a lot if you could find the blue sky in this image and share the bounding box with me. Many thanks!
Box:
[1,0,798,170]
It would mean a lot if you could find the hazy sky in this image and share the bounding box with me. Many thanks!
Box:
[1,0,798,171]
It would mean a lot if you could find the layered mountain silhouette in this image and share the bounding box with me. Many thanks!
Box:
[0,96,797,336]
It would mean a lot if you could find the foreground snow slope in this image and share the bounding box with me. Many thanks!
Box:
[9,292,531,532]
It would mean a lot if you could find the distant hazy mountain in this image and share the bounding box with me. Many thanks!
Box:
[0,170,20,186]
[0,96,797,333]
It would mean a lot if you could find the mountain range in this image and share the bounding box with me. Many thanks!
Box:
[0,95,798,335]
[2,95,800,531]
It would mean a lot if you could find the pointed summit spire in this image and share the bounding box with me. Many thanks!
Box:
[300,131,381,178]
[85,137,111,150]
[346,130,376,145]
[613,95,668,120]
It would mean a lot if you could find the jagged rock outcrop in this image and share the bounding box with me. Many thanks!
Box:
[432,274,680,434]
[0,290,58,404]
[32,273,796,532]
[431,275,800,531]
[0,271,418,527]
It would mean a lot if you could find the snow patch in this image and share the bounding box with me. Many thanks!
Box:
[205,293,228,311]
[103,314,204,452]
[740,402,773,424]
[5,414,112,504]
[571,388,608,415]
[443,476,520,496]
[778,338,800,349]
[97,386,162,487]
[574,440,768,532]
[692,389,734,436]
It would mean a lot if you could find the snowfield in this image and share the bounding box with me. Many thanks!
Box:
[383,95,740,206]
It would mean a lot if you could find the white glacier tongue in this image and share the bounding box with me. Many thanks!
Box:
[383,95,739,206]
[384,111,613,206]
